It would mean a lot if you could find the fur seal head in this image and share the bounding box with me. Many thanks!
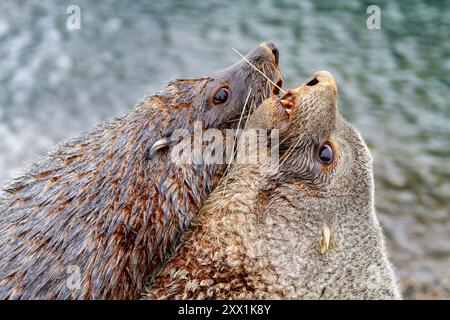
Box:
[143,71,401,300]
[148,41,282,157]
[256,70,401,299]
[198,41,282,129]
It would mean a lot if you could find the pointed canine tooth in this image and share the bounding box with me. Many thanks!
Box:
[320,224,331,255]
[151,137,170,152]
[148,137,170,158]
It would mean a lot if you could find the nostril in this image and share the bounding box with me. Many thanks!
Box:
[306,77,319,86]
[272,47,279,65]
[262,41,279,65]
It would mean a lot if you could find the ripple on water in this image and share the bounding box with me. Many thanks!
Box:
[0,0,449,299]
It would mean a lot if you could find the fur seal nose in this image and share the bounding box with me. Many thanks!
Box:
[260,41,279,65]
[305,70,337,90]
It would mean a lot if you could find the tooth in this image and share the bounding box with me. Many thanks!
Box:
[320,224,331,255]
[280,100,294,108]
[148,137,170,158]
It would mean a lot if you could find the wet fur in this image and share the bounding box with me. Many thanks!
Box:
[0,46,279,299]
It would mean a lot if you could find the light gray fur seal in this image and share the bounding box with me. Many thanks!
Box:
[143,71,401,300]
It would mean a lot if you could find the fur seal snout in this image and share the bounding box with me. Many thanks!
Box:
[143,70,401,300]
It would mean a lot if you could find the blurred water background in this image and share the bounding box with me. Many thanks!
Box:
[0,0,448,299]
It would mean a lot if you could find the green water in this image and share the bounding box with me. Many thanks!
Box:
[0,0,449,299]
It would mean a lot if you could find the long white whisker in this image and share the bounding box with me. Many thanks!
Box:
[269,133,303,183]
[221,88,252,196]
[232,48,285,94]
[243,97,254,129]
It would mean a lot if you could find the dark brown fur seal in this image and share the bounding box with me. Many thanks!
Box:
[143,71,400,299]
[0,42,282,299]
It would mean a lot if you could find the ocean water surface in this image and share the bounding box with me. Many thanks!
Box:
[0,0,448,299]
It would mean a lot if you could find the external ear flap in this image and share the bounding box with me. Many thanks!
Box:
[146,137,171,160]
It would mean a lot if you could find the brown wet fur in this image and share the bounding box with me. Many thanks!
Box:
[0,42,281,299]
[143,98,291,299]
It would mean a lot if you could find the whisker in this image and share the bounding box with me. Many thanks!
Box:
[269,133,303,185]
[227,115,250,123]
[232,48,285,95]
[221,87,253,196]
[245,128,302,190]
[243,96,255,129]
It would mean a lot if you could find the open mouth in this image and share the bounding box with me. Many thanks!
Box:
[270,70,295,117]
[226,63,285,127]
[275,89,294,117]
[272,78,283,96]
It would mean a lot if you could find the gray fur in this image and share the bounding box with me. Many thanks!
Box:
[143,71,401,300]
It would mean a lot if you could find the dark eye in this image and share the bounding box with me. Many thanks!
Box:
[318,143,334,165]
[213,87,230,105]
